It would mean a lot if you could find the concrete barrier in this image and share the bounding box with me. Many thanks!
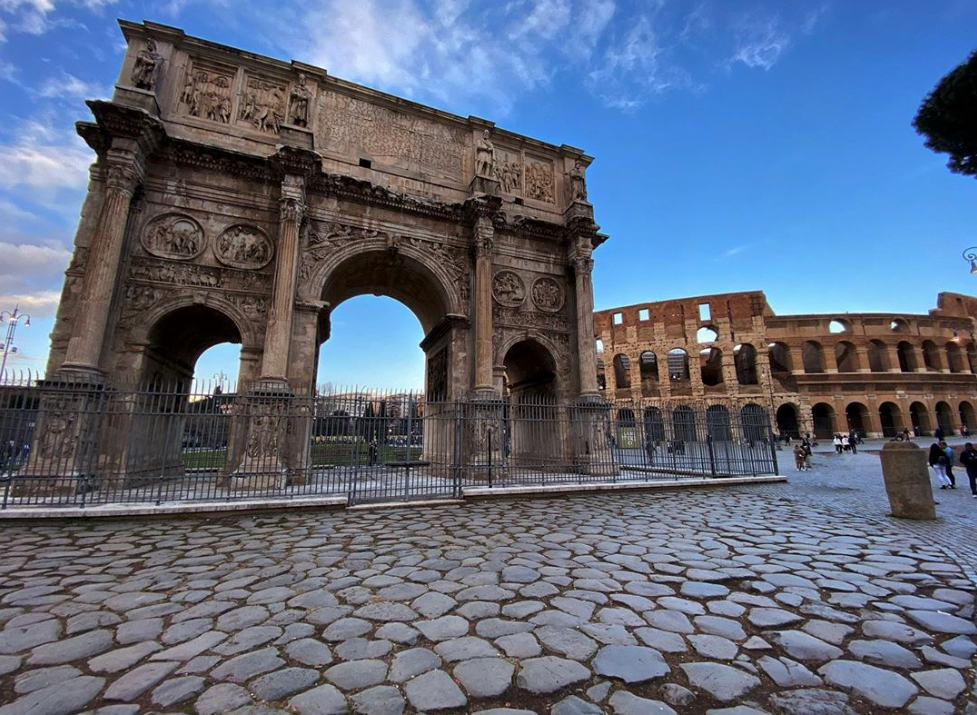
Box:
[880,441,936,520]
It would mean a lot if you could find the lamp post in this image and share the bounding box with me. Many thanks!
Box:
[964,247,977,274]
[761,363,780,450]
[0,306,31,381]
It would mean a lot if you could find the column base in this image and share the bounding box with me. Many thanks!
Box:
[225,380,293,491]
[465,395,506,482]
[571,394,618,477]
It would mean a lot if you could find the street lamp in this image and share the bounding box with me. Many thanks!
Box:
[0,306,31,381]
[964,247,977,274]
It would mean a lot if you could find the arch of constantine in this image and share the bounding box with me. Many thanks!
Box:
[24,20,615,490]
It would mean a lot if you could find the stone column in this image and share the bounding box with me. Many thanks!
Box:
[887,345,903,373]
[259,176,306,384]
[572,254,600,397]
[61,155,141,377]
[472,213,495,398]
[855,346,871,373]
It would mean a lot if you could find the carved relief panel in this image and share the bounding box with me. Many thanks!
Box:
[532,276,565,313]
[238,74,287,134]
[215,225,274,269]
[141,213,205,260]
[495,147,522,195]
[492,270,525,308]
[179,59,234,124]
[316,90,466,180]
[525,156,555,203]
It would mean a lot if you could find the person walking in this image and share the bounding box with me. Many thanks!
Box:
[960,442,977,498]
[941,441,956,488]
[833,434,843,454]
[849,430,858,454]
[793,442,806,471]
[929,441,952,489]
[935,425,945,442]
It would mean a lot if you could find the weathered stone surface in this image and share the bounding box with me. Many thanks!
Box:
[196,683,253,715]
[211,647,284,683]
[552,695,604,715]
[496,631,541,658]
[607,691,677,715]
[849,639,922,668]
[516,656,590,694]
[289,684,348,715]
[775,630,844,662]
[416,615,469,641]
[390,647,441,682]
[104,661,179,701]
[453,657,514,697]
[757,656,822,687]
[0,675,104,715]
[28,629,113,665]
[152,676,206,707]
[250,667,320,701]
[325,659,388,690]
[747,607,803,628]
[404,669,467,711]
[910,668,966,700]
[593,645,669,683]
[819,660,918,709]
[434,636,499,661]
[536,625,598,661]
[768,688,856,715]
[285,637,333,666]
[351,685,405,715]
[905,609,977,635]
[681,662,760,702]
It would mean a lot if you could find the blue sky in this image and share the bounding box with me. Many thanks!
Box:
[0,0,974,390]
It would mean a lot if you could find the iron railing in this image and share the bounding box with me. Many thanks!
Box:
[0,376,778,509]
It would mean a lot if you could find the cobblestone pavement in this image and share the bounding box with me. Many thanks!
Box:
[763,440,977,577]
[2,488,977,715]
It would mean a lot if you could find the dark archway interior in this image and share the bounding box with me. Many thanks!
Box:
[846,402,869,434]
[504,340,557,397]
[910,402,931,435]
[879,402,902,437]
[812,403,834,439]
[144,305,243,384]
[776,404,800,438]
[321,250,450,336]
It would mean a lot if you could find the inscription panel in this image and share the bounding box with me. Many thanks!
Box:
[317,89,466,180]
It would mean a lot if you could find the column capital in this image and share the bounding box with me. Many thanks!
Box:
[104,159,141,196]
[279,196,306,224]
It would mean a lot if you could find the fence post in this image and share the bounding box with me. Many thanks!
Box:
[768,422,779,475]
[707,434,717,477]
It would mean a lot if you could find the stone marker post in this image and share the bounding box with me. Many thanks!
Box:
[880,441,936,520]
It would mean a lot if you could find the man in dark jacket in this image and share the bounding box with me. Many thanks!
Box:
[960,442,977,498]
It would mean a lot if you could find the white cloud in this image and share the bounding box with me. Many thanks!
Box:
[0,118,93,190]
[728,13,792,71]
[0,289,60,316]
[0,0,115,40]
[36,69,106,99]
[0,241,71,318]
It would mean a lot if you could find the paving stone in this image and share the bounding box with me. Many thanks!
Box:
[14,665,81,694]
[503,565,541,583]
[335,637,393,660]
[434,636,500,661]
[634,627,686,653]
[104,661,179,701]
[767,688,856,715]
[289,684,347,715]
[689,634,738,660]
[775,630,844,662]
[390,647,441,682]
[476,617,534,638]
[940,634,976,658]
[354,602,418,622]
[849,638,922,668]
[536,625,599,661]
[593,644,669,683]
[516,656,590,694]
[705,708,770,715]
[89,640,162,672]
[908,696,956,715]
[375,622,419,645]
[681,662,760,702]
[862,619,934,644]
[694,615,747,641]
[681,581,730,599]
[216,605,269,631]
[661,683,695,707]
[905,609,977,635]
[285,637,333,666]
[742,636,770,651]
[0,675,104,715]
[454,657,514,697]
[411,592,456,618]
[819,660,918,709]
[26,628,113,665]
[115,618,162,645]
[66,611,122,635]
[323,617,372,641]
[152,675,206,707]
[210,647,284,683]
[552,695,603,715]
[911,668,966,700]
[644,609,694,634]
[757,656,822,687]
[151,630,226,662]
[250,667,320,701]
[471,711,536,715]
[607,691,677,715]
[586,681,612,703]
[802,619,854,646]
[351,685,405,715]
[747,607,803,628]
[214,625,282,655]
[0,654,20,676]
[457,585,515,601]
[324,659,388,690]
[416,615,469,641]
[196,683,253,715]
[404,669,467,711]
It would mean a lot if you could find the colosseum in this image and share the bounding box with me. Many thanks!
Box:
[594,291,977,440]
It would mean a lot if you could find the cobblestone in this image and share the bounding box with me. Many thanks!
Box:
[0,486,975,714]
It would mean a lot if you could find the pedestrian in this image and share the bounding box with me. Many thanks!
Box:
[929,441,952,489]
[841,434,850,453]
[802,440,813,469]
[849,431,858,454]
[793,442,806,471]
[941,441,956,488]
[935,425,945,442]
[368,437,378,466]
[833,434,842,454]
[960,442,977,498]
[902,428,912,442]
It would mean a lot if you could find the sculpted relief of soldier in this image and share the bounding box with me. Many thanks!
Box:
[181,68,232,124]
[492,270,526,307]
[141,214,205,260]
[239,77,286,134]
[568,159,588,202]
[532,276,565,312]
[526,160,555,202]
[475,129,495,178]
[130,39,162,91]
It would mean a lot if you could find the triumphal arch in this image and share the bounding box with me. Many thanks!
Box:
[30,21,612,489]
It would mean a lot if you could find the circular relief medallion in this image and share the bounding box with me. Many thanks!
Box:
[214,224,274,269]
[532,276,565,312]
[492,270,526,307]
[141,213,205,260]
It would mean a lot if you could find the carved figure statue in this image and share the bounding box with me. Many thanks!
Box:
[288,73,312,127]
[526,161,554,202]
[131,39,162,91]
[498,154,522,193]
[246,413,280,459]
[240,78,285,134]
[476,129,495,178]
[493,271,525,305]
[181,70,232,124]
[569,159,588,202]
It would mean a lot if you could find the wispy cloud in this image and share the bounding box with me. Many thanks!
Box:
[36,69,107,99]
[723,244,749,257]
[0,0,115,41]
[728,12,792,71]
[0,117,93,191]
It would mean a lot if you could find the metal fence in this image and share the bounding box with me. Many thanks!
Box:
[0,376,778,509]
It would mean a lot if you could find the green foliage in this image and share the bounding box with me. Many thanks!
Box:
[914,49,977,177]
